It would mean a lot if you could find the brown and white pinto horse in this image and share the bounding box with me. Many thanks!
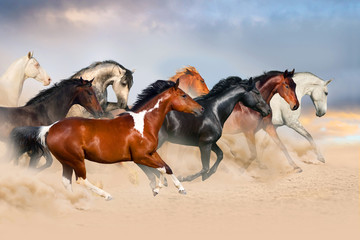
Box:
[37,79,204,199]
[169,66,209,98]
[222,69,302,171]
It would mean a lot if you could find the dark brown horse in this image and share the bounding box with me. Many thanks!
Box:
[34,79,203,199]
[5,78,103,170]
[222,69,302,171]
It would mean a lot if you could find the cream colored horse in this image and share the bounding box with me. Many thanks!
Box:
[0,52,51,106]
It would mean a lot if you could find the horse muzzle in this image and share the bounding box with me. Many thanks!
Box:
[193,107,204,117]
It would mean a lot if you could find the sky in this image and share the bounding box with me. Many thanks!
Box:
[0,0,359,110]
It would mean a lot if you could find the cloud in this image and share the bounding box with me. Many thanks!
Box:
[0,1,359,108]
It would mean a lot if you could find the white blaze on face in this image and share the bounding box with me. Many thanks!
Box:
[128,98,162,137]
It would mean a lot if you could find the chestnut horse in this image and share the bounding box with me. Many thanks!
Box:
[169,66,209,97]
[35,79,203,199]
[222,70,301,172]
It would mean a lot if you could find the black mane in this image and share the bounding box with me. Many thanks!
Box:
[70,60,134,88]
[130,80,176,112]
[194,76,249,102]
[25,79,84,106]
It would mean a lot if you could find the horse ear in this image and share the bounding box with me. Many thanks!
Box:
[247,77,255,91]
[175,78,180,89]
[284,69,289,78]
[325,79,333,86]
[291,69,295,76]
[27,51,33,59]
[89,78,94,85]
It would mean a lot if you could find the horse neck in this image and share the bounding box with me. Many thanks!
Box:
[30,86,78,121]
[208,87,246,125]
[293,73,323,99]
[0,56,28,99]
[134,93,173,137]
[257,77,282,103]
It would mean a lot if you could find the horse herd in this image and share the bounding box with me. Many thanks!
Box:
[0,52,332,199]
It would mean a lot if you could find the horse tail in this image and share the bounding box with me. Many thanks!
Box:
[38,121,58,147]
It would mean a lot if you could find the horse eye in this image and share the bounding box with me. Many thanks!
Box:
[182,94,187,98]
[121,82,127,87]
[325,92,328,96]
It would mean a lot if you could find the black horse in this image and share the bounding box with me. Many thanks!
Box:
[137,76,271,195]
[6,78,104,171]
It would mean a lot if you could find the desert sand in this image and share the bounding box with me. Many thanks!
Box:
[0,110,359,240]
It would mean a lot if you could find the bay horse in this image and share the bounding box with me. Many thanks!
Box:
[169,66,209,97]
[270,72,332,163]
[0,51,51,106]
[5,78,103,170]
[34,79,204,199]
[222,70,301,171]
[66,60,133,118]
[138,76,271,191]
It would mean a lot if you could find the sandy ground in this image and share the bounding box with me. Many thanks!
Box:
[0,111,359,240]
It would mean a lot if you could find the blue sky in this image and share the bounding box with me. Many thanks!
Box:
[0,0,359,109]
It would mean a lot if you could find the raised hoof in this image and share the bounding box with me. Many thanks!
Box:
[152,191,158,197]
[178,189,187,195]
[105,195,113,201]
[153,188,159,197]
[294,167,303,173]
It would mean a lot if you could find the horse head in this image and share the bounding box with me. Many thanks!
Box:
[276,69,299,111]
[311,79,332,117]
[24,51,51,86]
[170,78,204,116]
[110,67,134,109]
[75,77,104,118]
[242,78,271,117]
[170,66,209,98]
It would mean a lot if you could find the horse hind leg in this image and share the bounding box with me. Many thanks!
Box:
[202,143,224,181]
[62,163,74,192]
[71,160,113,200]
[35,148,54,172]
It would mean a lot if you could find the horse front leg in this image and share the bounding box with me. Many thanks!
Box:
[243,131,263,169]
[179,143,211,182]
[135,152,185,195]
[265,124,302,173]
[288,120,325,163]
[202,143,224,181]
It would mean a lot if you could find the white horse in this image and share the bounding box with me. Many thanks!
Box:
[270,72,332,163]
[0,51,51,106]
[66,60,134,118]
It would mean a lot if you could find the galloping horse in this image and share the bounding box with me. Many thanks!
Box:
[169,66,209,97]
[33,79,203,199]
[270,72,332,163]
[6,78,103,170]
[138,77,271,190]
[66,60,133,118]
[0,51,51,106]
[222,70,301,171]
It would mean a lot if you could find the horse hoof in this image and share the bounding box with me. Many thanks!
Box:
[294,167,303,173]
[318,157,325,163]
[178,189,187,195]
[153,191,158,197]
[105,195,113,201]
[153,188,159,196]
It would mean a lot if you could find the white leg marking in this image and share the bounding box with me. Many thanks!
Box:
[62,176,72,192]
[170,174,186,194]
[77,178,113,200]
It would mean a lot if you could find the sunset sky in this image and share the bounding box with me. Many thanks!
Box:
[0,0,359,110]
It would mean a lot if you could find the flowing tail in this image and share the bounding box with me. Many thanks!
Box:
[8,122,57,171]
